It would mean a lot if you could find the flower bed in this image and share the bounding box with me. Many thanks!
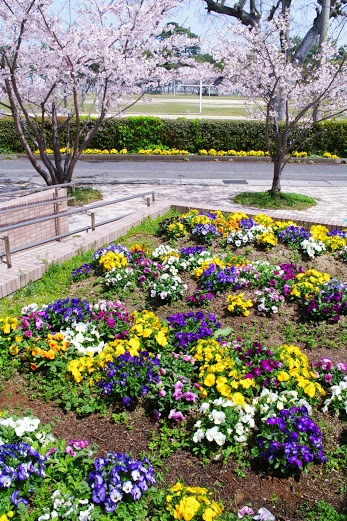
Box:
[0,209,347,520]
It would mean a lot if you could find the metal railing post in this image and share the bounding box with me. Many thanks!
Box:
[146,197,151,207]
[54,188,61,240]
[152,192,155,202]
[1,235,12,269]
[91,212,96,231]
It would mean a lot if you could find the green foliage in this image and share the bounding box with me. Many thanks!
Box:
[296,500,347,521]
[233,191,316,210]
[147,421,189,466]
[68,186,103,206]
[3,116,346,155]
[117,116,165,151]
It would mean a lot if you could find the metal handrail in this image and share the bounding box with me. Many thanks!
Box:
[0,191,155,233]
[0,196,76,215]
[0,190,155,268]
[0,182,76,199]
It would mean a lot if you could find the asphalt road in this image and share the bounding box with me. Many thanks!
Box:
[0,157,346,188]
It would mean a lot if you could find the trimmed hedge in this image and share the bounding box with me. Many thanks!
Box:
[0,116,346,155]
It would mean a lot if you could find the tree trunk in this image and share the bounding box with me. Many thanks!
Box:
[269,157,283,194]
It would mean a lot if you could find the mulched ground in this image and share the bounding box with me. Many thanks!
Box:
[1,235,347,520]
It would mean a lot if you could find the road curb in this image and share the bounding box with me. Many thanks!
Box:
[1,154,344,165]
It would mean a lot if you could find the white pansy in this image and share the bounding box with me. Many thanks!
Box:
[209,409,226,425]
[199,402,210,413]
[193,429,205,443]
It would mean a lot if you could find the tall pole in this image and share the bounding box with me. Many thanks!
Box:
[199,79,202,114]
[320,0,331,44]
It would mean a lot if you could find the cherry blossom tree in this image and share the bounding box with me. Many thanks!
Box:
[217,17,347,194]
[0,0,197,185]
[203,0,347,65]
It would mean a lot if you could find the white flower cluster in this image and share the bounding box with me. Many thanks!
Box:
[148,273,187,301]
[322,378,347,416]
[38,490,94,521]
[151,245,179,260]
[226,225,268,247]
[104,267,135,291]
[252,389,312,419]
[193,398,255,447]
[300,238,326,258]
[0,416,40,438]
[61,322,105,356]
[0,415,55,447]
[161,255,197,273]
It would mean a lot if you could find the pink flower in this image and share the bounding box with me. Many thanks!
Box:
[184,392,198,402]
[324,373,333,384]
[238,506,254,518]
[159,388,166,397]
[337,362,347,372]
[319,358,333,371]
[168,409,184,422]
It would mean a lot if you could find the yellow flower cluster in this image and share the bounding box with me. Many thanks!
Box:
[292,151,308,157]
[0,512,14,521]
[198,149,269,157]
[192,339,251,405]
[310,225,347,252]
[310,225,329,241]
[130,310,169,349]
[98,252,128,272]
[254,214,274,227]
[227,293,253,316]
[168,221,187,238]
[166,482,223,521]
[277,344,325,399]
[138,148,189,155]
[256,232,278,250]
[322,152,339,159]
[0,317,18,335]
[34,147,128,155]
[290,269,331,300]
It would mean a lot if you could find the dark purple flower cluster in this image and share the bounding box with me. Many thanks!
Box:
[187,288,214,307]
[70,263,94,282]
[179,246,207,257]
[327,229,347,238]
[198,211,218,220]
[271,263,304,297]
[191,223,221,244]
[239,218,257,229]
[43,298,91,330]
[166,312,221,350]
[233,340,282,388]
[301,279,347,322]
[0,442,46,507]
[257,406,326,472]
[276,226,312,247]
[97,351,161,408]
[198,264,244,293]
[88,452,155,513]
